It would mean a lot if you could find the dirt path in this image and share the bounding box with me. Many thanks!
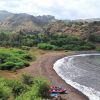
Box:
[19,52,89,100]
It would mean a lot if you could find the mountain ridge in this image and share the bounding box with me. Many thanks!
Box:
[0,10,56,33]
[0,10,100,37]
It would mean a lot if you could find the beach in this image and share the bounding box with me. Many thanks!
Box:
[19,52,89,100]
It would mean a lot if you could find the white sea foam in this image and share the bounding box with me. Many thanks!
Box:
[53,53,100,100]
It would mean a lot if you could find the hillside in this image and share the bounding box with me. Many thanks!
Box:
[0,11,55,33]
[0,10,14,21]
[46,20,100,38]
[0,10,100,38]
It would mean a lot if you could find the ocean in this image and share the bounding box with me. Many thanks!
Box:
[53,54,100,100]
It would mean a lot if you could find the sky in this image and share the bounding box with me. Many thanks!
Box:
[0,0,100,19]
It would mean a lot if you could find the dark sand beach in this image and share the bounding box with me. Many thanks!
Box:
[19,52,89,100]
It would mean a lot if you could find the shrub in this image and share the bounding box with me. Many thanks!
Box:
[7,80,28,97]
[0,52,11,63]
[0,48,33,70]
[85,42,95,49]
[16,77,50,100]
[38,83,50,98]
[53,46,63,51]
[62,45,75,50]
[0,84,11,100]
[20,46,31,50]
[0,62,15,70]
[0,78,11,100]
[15,77,50,100]
[23,61,30,67]
[15,62,25,68]
[38,43,56,50]
[62,42,95,51]
[0,76,50,100]
[33,77,50,98]
[88,34,100,43]
[15,91,42,100]
[21,54,32,61]
[96,47,100,51]
[21,74,34,86]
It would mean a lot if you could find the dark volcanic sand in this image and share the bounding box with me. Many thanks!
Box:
[19,52,89,100]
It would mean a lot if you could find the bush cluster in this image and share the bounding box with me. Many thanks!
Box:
[37,34,95,51]
[37,43,57,50]
[0,74,50,100]
[0,32,96,51]
[0,48,33,70]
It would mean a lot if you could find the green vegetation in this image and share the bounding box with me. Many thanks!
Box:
[21,74,34,86]
[49,35,95,50]
[38,43,56,50]
[0,48,34,70]
[0,78,11,100]
[88,34,100,43]
[0,74,50,100]
[96,47,100,51]
[0,31,97,51]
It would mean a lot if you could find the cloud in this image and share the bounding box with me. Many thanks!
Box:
[0,0,100,19]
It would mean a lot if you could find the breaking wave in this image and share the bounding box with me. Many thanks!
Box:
[53,54,100,100]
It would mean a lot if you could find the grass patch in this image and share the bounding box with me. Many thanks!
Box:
[0,48,34,70]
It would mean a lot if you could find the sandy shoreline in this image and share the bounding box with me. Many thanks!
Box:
[19,52,89,100]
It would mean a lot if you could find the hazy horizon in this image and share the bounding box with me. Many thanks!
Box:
[0,0,100,20]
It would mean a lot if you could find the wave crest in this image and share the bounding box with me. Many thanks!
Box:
[53,54,100,100]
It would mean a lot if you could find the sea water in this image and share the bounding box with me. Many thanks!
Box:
[53,54,100,100]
